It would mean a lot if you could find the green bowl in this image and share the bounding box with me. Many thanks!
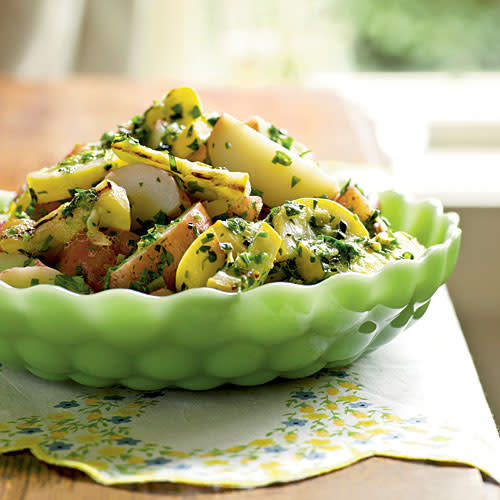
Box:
[0,190,460,390]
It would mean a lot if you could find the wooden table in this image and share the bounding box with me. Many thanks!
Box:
[0,77,497,500]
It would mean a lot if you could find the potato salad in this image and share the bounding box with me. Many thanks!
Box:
[0,88,424,295]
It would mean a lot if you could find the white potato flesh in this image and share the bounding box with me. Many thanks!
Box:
[208,114,339,207]
[106,163,190,230]
[0,252,33,272]
[0,266,61,288]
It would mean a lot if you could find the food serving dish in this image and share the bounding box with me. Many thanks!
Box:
[0,189,460,390]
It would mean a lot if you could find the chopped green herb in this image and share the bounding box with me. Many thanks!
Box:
[225,141,232,149]
[54,274,91,294]
[190,105,201,119]
[187,139,199,151]
[186,181,204,194]
[153,210,168,225]
[284,202,304,217]
[340,179,351,197]
[170,103,183,121]
[168,155,179,172]
[272,150,292,166]
[30,278,40,287]
[61,188,98,219]
[250,187,263,197]
[291,175,301,188]
[220,242,233,252]
[201,233,215,243]
[207,115,220,127]
[39,234,53,253]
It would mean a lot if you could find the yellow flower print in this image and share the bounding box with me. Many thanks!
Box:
[338,381,359,390]
[85,460,109,471]
[200,452,217,458]
[14,437,42,447]
[125,403,140,408]
[99,446,124,457]
[51,431,67,439]
[367,428,389,435]
[304,413,328,419]
[327,387,339,396]
[224,446,245,453]
[332,418,344,426]
[325,402,338,410]
[383,415,402,422]
[299,406,315,413]
[85,398,100,405]
[16,423,33,429]
[109,435,125,440]
[76,434,101,443]
[205,459,228,465]
[127,456,145,464]
[46,411,73,420]
[249,439,275,447]
[284,433,297,443]
[351,411,367,418]
[260,461,287,479]
[315,430,329,437]
[259,461,281,470]
[305,439,342,451]
[164,451,190,457]
[352,433,370,440]
[358,420,377,427]
[338,395,360,402]
[47,423,61,430]
[87,412,102,421]
[0,424,9,432]
[430,436,452,442]
[241,457,257,465]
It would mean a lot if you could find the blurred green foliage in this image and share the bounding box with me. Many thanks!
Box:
[342,0,500,70]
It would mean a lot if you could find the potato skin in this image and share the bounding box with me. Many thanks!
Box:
[57,230,139,291]
[335,185,373,222]
[109,202,211,291]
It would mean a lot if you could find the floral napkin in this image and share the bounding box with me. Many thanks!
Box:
[0,287,499,487]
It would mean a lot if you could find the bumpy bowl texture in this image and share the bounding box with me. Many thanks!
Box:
[0,190,461,390]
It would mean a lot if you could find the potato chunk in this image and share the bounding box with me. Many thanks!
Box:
[0,180,130,260]
[208,114,339,207]
[106,163,191,230]
[27,147,124,203]
[57,230,139,291]
[108,203,211,291]
[335,184,373,222]
[0,266,62,288]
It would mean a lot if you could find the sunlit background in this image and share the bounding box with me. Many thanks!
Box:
[1,0,499,422]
